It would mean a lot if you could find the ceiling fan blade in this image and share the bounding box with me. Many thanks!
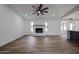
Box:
[32,6,37,10]
[41,7,48,11]
[40,12,44,15]
[39,4,43,10]
[42,11,48,13]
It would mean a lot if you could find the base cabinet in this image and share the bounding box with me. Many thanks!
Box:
[67,31,79,40]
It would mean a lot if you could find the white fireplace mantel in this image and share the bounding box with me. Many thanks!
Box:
[32,25,47,36]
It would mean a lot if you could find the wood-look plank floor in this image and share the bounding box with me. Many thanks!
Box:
[0,35,79,54]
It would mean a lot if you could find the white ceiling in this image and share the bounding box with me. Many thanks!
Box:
[63,5,79,20]
[8,4,78,20]
[63,11,79,20]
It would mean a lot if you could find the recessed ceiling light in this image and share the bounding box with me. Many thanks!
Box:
[25,14,28,16]
[52,14,55,16]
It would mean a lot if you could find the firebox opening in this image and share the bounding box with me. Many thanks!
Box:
[35,28,43,33]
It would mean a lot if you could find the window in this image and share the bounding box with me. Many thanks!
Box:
[30,22,34,26]
[45,22,48,31]
[45,22,48,26]
[45,27,48,31]
[31,27,33,32]
[69,22,73,30]
[61,21,73,31]
[30,22,34,32]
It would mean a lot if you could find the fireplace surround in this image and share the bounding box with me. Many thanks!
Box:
[32,25,46,36]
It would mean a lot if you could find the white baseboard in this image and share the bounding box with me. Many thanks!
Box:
[0,34,25,47]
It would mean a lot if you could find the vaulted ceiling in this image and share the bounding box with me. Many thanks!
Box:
[8,4,78,20]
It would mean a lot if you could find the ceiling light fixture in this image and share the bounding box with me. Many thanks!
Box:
[32,4,48,16]
[38,11,40,13]
[52,14,55,16]
[25,14,28,16]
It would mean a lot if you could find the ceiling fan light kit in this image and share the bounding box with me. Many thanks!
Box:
[32,4,48,16]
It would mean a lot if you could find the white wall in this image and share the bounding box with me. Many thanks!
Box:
[25,19,61,35]
[0,5,25,46]
[73,20,79,31]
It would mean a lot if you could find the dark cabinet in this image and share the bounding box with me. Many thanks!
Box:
[67,31,79,40]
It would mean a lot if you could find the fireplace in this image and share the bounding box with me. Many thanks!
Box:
[35,28,43,33]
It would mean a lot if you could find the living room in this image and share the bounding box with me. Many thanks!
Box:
[0,4,79,54]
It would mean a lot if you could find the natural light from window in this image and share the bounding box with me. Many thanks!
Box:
[30,22,34,32]
[61,21,73,31]
[45,22,48,31]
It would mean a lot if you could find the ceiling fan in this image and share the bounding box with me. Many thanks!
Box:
[32,4,48,16]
